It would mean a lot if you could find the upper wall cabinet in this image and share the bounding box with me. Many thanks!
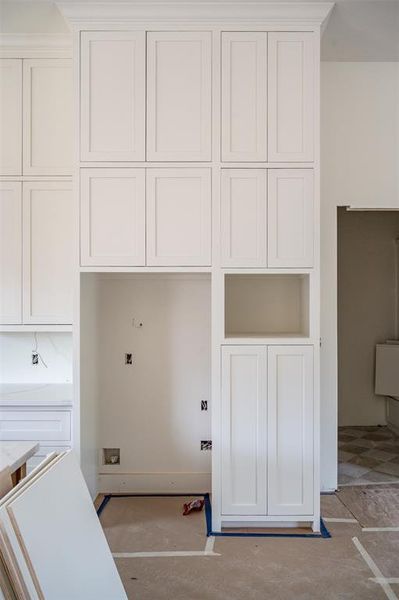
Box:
[23,181,74,324]
[268,33,314,162]
[80,168,145,266]
[0,60,22,176]
[221,169,267,267]
[0,182,22,324]
[80,32,145,162]
[147,32,212,161]
[147,168,211,266]
[268,169,314,267]
[23,59,73,175]
[221,33,267,162]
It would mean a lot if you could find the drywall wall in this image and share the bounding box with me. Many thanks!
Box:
[321,61,399,489]
[0,2,69,33]
[338,209,399,426]
[0,332,72,383]
[96,274,211,492]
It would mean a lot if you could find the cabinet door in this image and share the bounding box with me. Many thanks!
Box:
[221,346,267,516]
[221,33,267,162]
[268,33,314,162]
[221,169,267,267]
[147,168,211,266]
[0,59,22,175]
[0,182,22,324]
[267,346,314,515]
[81,168,145,266]
[23,59,73,175]
[23,182,74,324]
[81,31,145,162]
[147,32,212,161]
[268,169,313,267]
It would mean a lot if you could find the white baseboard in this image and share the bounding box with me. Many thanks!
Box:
[98,472,211,494]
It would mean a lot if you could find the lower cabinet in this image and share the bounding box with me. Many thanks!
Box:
[221,345,314,518]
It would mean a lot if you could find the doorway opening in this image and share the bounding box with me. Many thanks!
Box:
[337,208,399,486]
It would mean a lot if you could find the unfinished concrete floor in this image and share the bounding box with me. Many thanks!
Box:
[98,492,399,599]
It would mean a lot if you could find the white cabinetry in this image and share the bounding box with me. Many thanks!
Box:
[0,183,22,324]
[267,345,314,515]
[80,168,145,266]
[23,59,73,175]
[0,59,22,175]
[147,32,212,161]
[80,32,145,161]
[221,346,267,515]
[268,32,314,162]
[23,182,74,324]
[221,345,313,518]
[221,169,267,267]
[221,32,267,162]
[147,168,211,266]
[268,169,314,267]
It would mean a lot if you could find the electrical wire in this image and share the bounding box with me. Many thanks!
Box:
[32,332,48,368]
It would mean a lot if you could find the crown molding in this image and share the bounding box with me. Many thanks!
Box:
[56,1,334,29]
[0,34,72,58]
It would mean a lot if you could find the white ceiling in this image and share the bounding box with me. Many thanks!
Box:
[0,0,398,60]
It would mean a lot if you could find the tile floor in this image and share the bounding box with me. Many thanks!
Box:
[338,425,399,485]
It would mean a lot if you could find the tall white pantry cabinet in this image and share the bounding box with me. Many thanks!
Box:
[59,0,333,532]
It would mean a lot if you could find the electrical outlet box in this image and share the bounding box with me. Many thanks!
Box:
[201,440,212,451]
[32,352,39,365]
[125,353,133,365]
[103,448,120,465]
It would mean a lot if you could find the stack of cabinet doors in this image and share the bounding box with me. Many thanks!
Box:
[78,28,318,526]
[0,57,74,325]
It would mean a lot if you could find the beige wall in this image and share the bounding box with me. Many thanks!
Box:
[337,209,399,426]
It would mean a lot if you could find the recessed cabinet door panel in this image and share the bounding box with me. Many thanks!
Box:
[268,169,314,267]
[23,182,74,324]
[268,33,314,162]
[221,169,267,267]
[147,168,211,266]
[0,182,22,324]
[23,59,73,175]
[267,346,314,516]
[81,169,145,266]
[221,33,267,162]
[221,346,267,516]
[0,59,22,175]
[81,31,145,161]
[147,32,212,161]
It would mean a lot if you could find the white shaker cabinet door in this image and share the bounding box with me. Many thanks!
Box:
[23,59,73,175]
[146,168,211,266]
[267,345,314,516]
[221,32,267,162]
[268,169,314,267]
[80,168,146,266]
[268,33,314,162]
[147,32,212,161]
[0,59,22,175]
[221,169,267,267]
[221,346,267,516]
[81,31,145,161]
[0,182,22,324]
[23,182,74,324]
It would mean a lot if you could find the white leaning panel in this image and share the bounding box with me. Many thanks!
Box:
[6,452,127,600]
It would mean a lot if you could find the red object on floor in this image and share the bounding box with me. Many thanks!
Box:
[183,498,205,516]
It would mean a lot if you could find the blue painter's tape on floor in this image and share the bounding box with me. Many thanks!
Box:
[96,492,331,539]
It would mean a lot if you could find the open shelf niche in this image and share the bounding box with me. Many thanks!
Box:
[224,274,310,338]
